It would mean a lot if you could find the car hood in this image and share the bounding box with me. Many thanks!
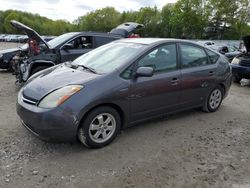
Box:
[110,22,144,38]
[243,35,250,53]
[22,65,99,101]
[10,20,50,50]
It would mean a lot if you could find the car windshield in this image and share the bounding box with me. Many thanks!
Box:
[73,42,146,74]
[48,32,79,48]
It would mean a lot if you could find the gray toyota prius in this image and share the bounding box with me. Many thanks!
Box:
[17,38,232,148]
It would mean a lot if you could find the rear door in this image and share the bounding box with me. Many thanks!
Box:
[94,36,120,47]
[128,43,182,122]
[60,36,94,62]
[178,42,218,107]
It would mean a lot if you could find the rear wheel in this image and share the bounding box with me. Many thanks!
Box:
[78,106,121,148]
[7,61,14,72]
[31,66,48,75]
[203,86,223,112]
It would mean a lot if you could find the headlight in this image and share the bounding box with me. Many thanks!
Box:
[231,58,240,65]
[38,85,83,108]
[0,53,3,58]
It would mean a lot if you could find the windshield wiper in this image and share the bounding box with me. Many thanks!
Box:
[77,64,97,74]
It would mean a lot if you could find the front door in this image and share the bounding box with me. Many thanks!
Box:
[129,43,182,122]
[60,36,93,62]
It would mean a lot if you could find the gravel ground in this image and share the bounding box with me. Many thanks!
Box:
[0,42,250,188]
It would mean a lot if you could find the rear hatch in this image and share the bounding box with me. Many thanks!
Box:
[243,35,250,53]
[110,22,144,38]
[238,35,250,67]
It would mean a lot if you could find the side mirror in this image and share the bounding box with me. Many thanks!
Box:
[63,43,74,50]
[136,66,154,77]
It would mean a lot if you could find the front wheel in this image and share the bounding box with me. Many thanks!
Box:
[78,106,121,148]
[202,86,223,112]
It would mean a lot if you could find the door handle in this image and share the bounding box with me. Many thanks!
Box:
[209,71,214,76]
[170,78,179,85]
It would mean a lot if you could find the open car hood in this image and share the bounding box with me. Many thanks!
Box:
[10,20,50,49]
[243,35,250,52]
[110,22,144,38]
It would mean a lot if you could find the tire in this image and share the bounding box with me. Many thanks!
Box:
[31,66,48,75]
[202,86,223,112]
[78,106,121,148]
[7,60,14,72]
[233,75,242,83]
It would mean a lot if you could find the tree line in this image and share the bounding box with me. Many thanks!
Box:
[0,0,249,39]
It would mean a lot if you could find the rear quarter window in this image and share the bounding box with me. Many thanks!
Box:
[205,49,220,64]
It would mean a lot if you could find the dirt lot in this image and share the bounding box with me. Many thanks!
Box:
[0,42,250,188]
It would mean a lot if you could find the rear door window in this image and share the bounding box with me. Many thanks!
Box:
[180,44,209,68]
[67,36,93,49]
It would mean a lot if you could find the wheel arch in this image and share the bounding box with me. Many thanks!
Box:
[30,61,55,73]
[218,83,226,97]
[77,103,126,131]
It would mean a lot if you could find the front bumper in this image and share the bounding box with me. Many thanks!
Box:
[16,91,79,142]
[0,58,9,69]
[231,64,250,79]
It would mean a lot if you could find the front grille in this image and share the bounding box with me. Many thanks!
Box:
[22,94,38,105]
[240,60,250,67]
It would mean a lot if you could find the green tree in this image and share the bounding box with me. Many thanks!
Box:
[78,7,120,32]
[136,7,161,37]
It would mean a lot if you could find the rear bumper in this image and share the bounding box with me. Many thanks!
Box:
[231,64,250,79]
[223,72,232,98]
[16,91,79,142]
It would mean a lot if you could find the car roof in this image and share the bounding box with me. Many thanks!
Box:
[115,38,204,46]
[77,31,122,38]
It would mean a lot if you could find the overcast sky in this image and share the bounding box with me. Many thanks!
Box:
[0,0,177,22]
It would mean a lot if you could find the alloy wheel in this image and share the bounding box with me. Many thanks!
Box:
[88,113,116,143]
[209,89,222,110]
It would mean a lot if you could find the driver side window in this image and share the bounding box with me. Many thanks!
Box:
[137,43,177,73]
[66,36,93,49]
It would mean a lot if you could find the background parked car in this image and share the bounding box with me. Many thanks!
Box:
[0,35,54,71]
[9,20,144,82]
[0,44,28,70]
[197,40,215,46]
[0,34,6,42]
[17,38,232,148]
[209,44,242,62]
[231,35,250,83]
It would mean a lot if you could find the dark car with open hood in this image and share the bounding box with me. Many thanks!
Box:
[231,35,250,83]
[17,38,232,148]
[2,20,143,83]
[0,36,54,71]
